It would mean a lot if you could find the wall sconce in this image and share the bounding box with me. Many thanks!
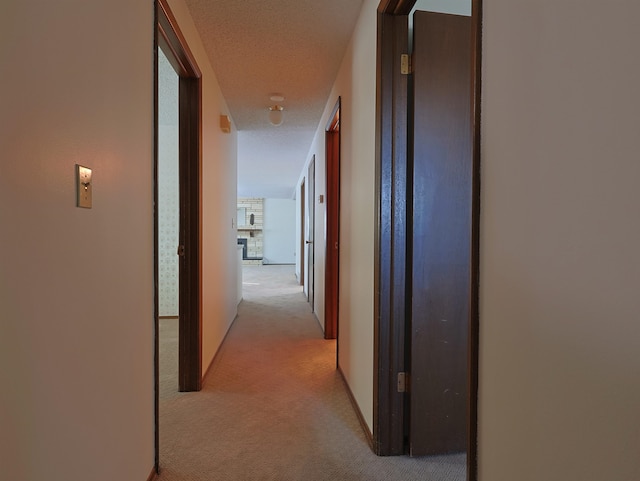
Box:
[268,105,284,126]
[220,115,231,133]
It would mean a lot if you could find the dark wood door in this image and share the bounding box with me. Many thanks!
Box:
[306,157,315,310]
[177,76,202,393]
[409,10,472,456]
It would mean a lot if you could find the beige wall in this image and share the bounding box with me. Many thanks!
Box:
[300,0,378,431]
[334,0,378,432]
[0,0,238,479]
[0,1,155,480]
[480,1,640,480]
[165,0,239,374]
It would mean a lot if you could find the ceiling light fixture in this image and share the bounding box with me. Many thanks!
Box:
[268,105,284,126]
[268,95,285,126]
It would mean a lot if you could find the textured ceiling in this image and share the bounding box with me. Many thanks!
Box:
[184,0,364,198]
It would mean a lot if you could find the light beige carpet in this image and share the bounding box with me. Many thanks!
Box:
[159,316,179,402]
[158,264,465,481]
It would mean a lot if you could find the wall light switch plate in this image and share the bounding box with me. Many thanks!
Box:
[76,164,92,208]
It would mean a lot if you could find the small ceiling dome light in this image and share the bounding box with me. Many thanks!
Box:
[268,105,284,126]
[268,95,285,126]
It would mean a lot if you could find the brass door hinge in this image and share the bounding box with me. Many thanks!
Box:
[397,372,410,393]
[401,54,412,75]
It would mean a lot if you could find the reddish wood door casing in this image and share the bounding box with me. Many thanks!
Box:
[324,100,340,340]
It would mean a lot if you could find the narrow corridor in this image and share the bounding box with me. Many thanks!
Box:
[158,265,465,481]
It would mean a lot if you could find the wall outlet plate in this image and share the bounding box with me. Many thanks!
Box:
[76,164,92,208]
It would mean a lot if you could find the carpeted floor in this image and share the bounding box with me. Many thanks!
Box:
[158,264,465,481]
[159,316,179,402]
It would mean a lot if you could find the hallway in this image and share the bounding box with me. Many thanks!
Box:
[158,265,465,481]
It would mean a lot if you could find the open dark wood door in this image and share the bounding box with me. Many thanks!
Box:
[177,73,202,393]
[409,11,472,456]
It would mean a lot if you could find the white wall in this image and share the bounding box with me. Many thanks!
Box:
[263,198,296,264]
[165,0,239,374]
[0,0,238,479]
[334,0,378,432]
[480,1,640,480]
[300,0,379,430]
[0,1,155,480]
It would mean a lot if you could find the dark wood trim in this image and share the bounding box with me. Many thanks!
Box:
[157,0,201,78]
[178,74,203,392]
[338,366,374,448]
[146,466,159,481]
[468,0,483,478]
[373,10,409,457]
[377,0,414,15]
[324,97,341,341]
[153,2,160,473]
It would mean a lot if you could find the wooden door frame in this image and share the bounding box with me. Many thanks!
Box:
[373,7,409,457]
[373,1,481,478]
[154,0,202,472]
[324,97,341,340]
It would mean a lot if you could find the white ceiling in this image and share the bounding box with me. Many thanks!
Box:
[183,0,365,199]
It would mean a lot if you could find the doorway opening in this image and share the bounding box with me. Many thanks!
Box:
[157,43,180,403]
[154,0,203,472]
